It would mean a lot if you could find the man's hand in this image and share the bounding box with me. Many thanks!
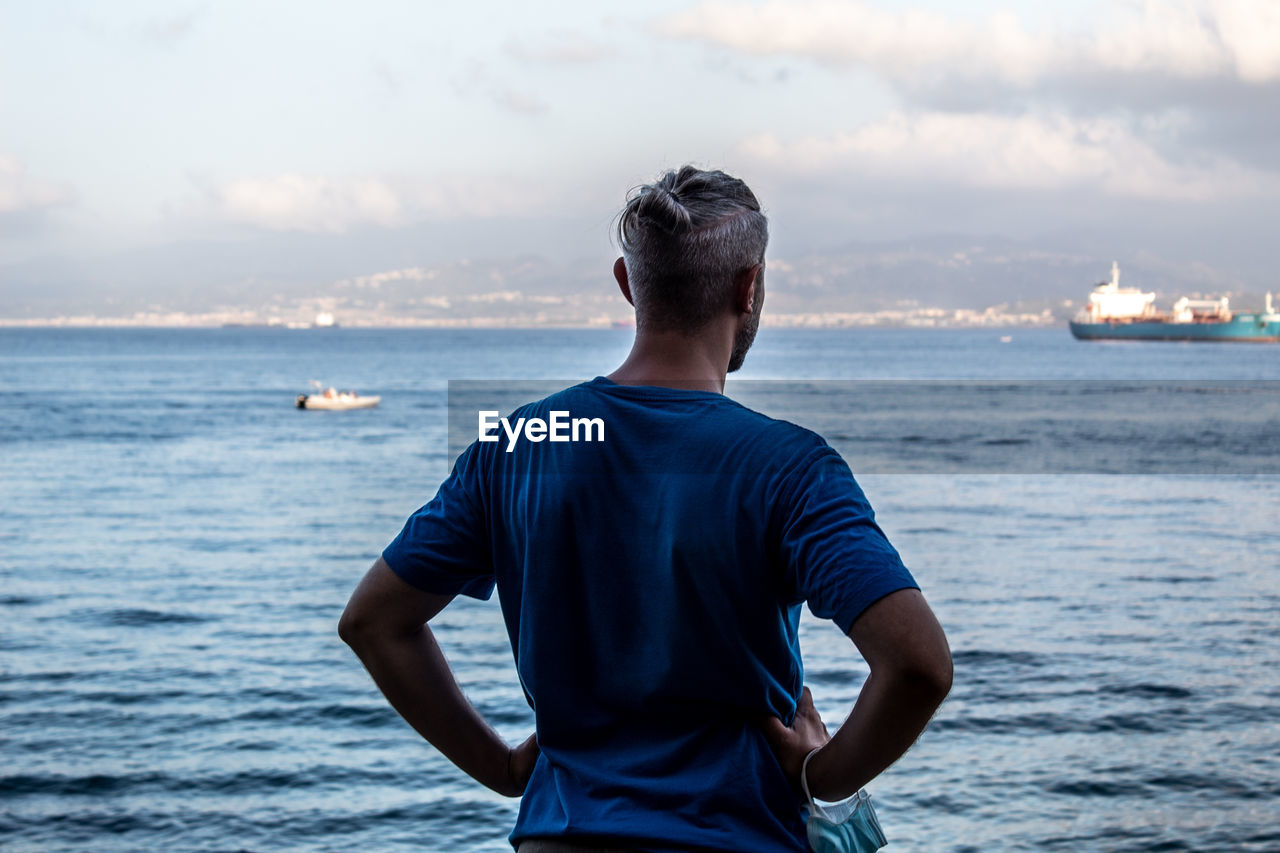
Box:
[762,687,830,795]
[768,589,952,802]
[504,732,540,796]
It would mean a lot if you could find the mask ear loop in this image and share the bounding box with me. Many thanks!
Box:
[800,747,822,816]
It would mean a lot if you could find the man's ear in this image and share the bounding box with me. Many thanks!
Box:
[735,263,763,314]
[613,257,634,306]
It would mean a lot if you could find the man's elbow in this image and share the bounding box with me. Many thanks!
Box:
[870,634,952,708]
[337,603,373,649]
[903,649,953,707]
[924,652,954,703]
[337,598,425,651]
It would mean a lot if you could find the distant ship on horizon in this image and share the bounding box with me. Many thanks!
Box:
[1069,262,1280,342]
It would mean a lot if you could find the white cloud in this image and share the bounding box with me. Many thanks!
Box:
[206,173,545,234]
[657,0,1280,87]
[506,30,610,64]
[213,174,402,233]
[0,155,75,214]
[1213,0,1280,81]
[492,89,549,116]
[451,60,550,116]
[660,1,1280,197]
[736,112,1280,200]
[141,6,205,47]
[660,2,1027,84]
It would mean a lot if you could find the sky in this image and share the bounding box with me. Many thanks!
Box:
[3,0,1280,316]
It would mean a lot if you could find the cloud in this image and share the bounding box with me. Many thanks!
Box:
[212,175,403,233]
[657,0,1280,89]
[371,60,402,95]
[141,6,205,46]
[204,172,545,233]
[451,60,549,116]
[736,111,1280,201]
[659,1,1280,189]
[0,155,75,215]
[1212,0,1280,81]
[492,89,549,116]
[506,30,611,64]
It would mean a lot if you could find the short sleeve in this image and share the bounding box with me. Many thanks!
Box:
[776,441,918,633]
[381,442,496,600]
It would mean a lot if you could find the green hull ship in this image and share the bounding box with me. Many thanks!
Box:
[1069,263,1280,343]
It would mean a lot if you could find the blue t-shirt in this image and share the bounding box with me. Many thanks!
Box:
[383,377,918,852]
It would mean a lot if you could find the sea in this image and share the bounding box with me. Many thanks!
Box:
[2,327,1278,852]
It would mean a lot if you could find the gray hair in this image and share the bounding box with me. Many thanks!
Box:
[615,166,768,333]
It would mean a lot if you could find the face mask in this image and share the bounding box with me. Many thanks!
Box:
[801,751,888,853]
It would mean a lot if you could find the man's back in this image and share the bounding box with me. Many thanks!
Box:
[383,377,918,851]
[342,166,949,853]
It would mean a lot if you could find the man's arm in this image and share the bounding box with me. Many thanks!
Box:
[763,588,952,801]
[338,557,539,797]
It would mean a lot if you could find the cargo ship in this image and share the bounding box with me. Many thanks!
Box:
[1069,262,1280,342]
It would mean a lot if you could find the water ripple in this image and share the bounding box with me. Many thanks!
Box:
[94,608,211,627]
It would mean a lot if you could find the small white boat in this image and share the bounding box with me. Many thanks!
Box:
[296,383,380,410]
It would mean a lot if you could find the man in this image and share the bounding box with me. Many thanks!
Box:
[339,166,952,852]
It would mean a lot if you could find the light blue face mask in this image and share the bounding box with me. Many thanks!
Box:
[801,750,888,853]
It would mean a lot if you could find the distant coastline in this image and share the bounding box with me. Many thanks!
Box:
[0,305,1065,330]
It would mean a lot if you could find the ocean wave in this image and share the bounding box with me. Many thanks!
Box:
[94,609,210,627]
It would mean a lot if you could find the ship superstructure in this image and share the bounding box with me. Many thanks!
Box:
[1082,261,1156,321]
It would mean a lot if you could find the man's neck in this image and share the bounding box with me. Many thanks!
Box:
[606,326,733,394]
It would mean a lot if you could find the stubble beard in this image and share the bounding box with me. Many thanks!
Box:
[727,275,764,374]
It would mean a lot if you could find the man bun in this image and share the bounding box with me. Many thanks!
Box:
[632,183,694,236]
